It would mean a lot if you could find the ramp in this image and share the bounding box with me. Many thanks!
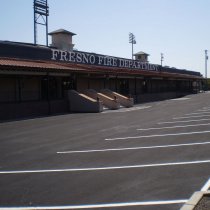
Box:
[68,90,103,113]
[100,89,134,108]
[84,89,120,110]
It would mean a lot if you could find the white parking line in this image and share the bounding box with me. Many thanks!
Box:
[170,98,190,101]
[198,109,210,112]
[202,106,210,109]
[57,141,210,154]
[201,178,210,191]
[158,119,210,124]
[102,106,151,113]
[0,200,188,209]
[105,130,210,141]
[1,160,210,174]
[173,115,210,119]
[137,123,210,131]
[185,112,210,115]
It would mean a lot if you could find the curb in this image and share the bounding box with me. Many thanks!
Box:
[180,191,210,210]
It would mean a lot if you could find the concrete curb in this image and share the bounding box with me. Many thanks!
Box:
[180,191,210,210]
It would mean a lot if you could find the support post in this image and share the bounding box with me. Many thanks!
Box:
[205,50,208,91]
[34,0,49,46]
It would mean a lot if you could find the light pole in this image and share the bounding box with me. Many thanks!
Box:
[205,50,208,78]
[34,0,49,46]
[129,33,136,60]
[161,53,164,66]
[205,50,208,90]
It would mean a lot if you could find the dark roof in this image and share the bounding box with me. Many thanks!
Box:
[0,41,49,49]
[0,41,202,78]
[48,29,76,36]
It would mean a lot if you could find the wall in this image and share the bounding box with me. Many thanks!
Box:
[51,34,74,51]
[21,77,40,101]
[0,74,70,121]
[77,77,88,92]
[0,77,16,102]
[0,100,69,122]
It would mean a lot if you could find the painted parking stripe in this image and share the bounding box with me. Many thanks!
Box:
[102,106,151,113]
[201,107,210,109]
[1,160,210,174]
[117,106,151,112]
[201,178,210,191]
[185,112,210,115]
[198,110,210,113]
[197,109,210,112]
[173,115,210,119]
[137,123,210,131]
[158,119,210,124]
[57,141,210,154]
[170,98,190,101]
[0,200,188,209]
[105,130,210,141]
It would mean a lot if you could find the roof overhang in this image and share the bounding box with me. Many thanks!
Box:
[0,57,203,80]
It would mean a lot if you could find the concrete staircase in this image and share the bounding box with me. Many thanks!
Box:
[100,89,134,108]
[68,90,103,113]
[83,89,120,110]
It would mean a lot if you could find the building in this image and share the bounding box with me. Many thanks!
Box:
[134,52,149,62]
[0,29,203,121]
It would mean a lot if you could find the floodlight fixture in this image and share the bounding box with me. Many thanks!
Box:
[34,0,49,46]
[129,32,136,60]
[161,53,164,66]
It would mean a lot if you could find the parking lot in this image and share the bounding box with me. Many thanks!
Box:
[1,92,210,210]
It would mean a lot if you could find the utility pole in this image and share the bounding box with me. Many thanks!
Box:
[205,50,208,78]
[129,33,136,60]
[205,50,208,90]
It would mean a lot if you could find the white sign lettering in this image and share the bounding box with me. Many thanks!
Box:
[51,49,158,71]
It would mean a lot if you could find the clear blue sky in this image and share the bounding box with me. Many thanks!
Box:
[0,0,209,76]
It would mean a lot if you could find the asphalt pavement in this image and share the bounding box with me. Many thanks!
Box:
[1,92,210,210]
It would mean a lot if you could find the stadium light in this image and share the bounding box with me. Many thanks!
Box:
[129,32,136,60]
[161,53,164,66]
[34,0,49,46]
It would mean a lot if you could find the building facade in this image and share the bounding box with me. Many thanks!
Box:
[0,30,203,120]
